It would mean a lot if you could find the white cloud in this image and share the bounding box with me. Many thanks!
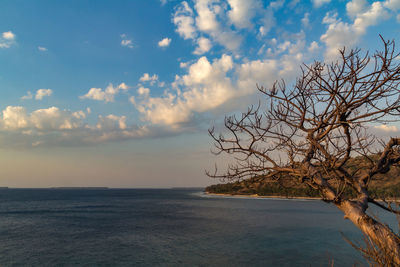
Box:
[2,31,15,40]
[269,0,285,9]
[195,0,219,32]
[322,11,338,24]
[384,0,400,11]
[173,0,243,53]
[133,55,235,126]
[321,2,390,60]
[121,39,133,48]
[374,124,399,132]
[172,1,287,54]
[1,106,81,131]
[119,82,129,90]
[35,89,53,100]
[96,114,127,130]
[131,50,299,128]
[21,91,33,100]
[353,2,389,33]
[72,110,86,119]
[158,37,172,47]
[346,0,368,18]
[258,4,278,38]
[301,13,310,28]
[38,46,48,51]
[173,1,197,40]
[0,31,16,48]
[81,88,108,101]
[312,0,331,8]
[227,0,260,29]
[131,30,310,129]
[22,89,54,100]
[80,83,129,102]
[2,106,29,130]
[193,37,212,55]
[129,96,136,105]
[258,26,269,37]
[121,34,133,48]
[140,74,156,82]
[194,0,242,52]
[308,41,320,52]
[139,73,159,85]
[0,105,166,147]
[137,87,150,96]
[30,107,77,130]
[237,59,279,93]
[131,23,314,129]
[320,17,355,61]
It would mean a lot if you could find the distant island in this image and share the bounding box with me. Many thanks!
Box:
[205,156,400,199]
[50,187,109,190]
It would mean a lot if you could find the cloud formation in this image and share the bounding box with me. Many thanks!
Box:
[35,89,53,100]
[133,55,234,126]
[120,34,133,48]
[227,0,260,29]
[0,105,175,147]
[21,89,53,100]
[158,37,171,47]
[172,0,244,54]
[139,73,158,83]
[194,37,212,55]
[1,106,81,131]
[80,83,129,102]
[0,31,16,48]
[131,45,306,128]
[374,124,399,132]
[173,2,197,40]
[21,92,33,100]
[320,0,399,60]
[312,0,331,8]
[4,0,399,148]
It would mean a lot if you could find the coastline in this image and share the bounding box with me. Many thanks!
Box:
[204,192,322,200]
[204,192,400,203]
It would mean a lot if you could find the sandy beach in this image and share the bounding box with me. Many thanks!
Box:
[204,192,400,204]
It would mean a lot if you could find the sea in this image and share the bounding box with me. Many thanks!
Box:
[0,188,396,266]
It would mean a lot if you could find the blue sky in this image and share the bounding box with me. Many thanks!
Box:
[0,0,399,187]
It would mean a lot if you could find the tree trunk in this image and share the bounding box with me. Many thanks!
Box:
[337,200,400,265]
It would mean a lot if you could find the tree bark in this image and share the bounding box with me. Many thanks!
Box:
[337,200,400,265]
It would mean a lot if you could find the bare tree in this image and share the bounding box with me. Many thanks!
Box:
[207,37,400,265]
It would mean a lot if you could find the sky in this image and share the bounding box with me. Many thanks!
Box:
[0,0,399,188]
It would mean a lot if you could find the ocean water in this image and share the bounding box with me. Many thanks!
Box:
[0,188,393,266]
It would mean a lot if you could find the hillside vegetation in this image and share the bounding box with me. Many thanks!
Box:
[206,155,400,199]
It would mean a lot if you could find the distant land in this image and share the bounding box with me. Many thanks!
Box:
[171,187,204,190]
[50,187,109,190]
[205,155,400,199]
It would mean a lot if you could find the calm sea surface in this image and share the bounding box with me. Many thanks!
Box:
[0,188,395,266]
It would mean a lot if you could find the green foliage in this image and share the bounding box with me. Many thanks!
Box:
[206,180,400,199]
[206,180,320,197]
[206,155,400,199]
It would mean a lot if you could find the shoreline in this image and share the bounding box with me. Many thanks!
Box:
[204,192,322,200]
[204,192,400,203]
